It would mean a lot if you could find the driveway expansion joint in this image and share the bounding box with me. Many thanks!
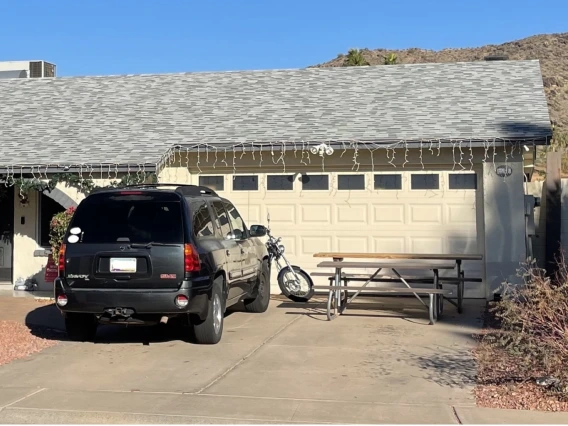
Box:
[195,313,303,394]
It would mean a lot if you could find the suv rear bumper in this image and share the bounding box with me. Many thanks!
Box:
[54,277,212,318]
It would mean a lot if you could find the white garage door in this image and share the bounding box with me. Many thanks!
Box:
[192,169,485,298]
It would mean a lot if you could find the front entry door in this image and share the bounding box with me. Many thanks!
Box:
[0,186,14,283]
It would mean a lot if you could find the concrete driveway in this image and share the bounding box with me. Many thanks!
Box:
[0,296,484,424]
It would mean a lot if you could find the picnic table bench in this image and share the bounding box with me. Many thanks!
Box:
[312,253,483,324]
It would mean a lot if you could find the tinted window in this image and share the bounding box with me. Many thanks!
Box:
[267,175,294,190]
[374,174,402,190]
[338,175,364,190]
[233,176,258,191]
[301,175,329,190]
[223,201,246,239]
[411,174,439,190]
[70,192,183,244]
[190,201,215,239]
[211,201,232,240]
[199,176,224,191]
[449,173,477,190]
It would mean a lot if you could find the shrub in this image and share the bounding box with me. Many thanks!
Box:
[49,206,76,264]
[490,259,568,389]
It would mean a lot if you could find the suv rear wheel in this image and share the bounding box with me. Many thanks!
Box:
[65,313,98,342]
[244,261,270,313]
[191,276,224,344]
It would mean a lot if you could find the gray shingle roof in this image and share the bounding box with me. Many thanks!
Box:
[0,60,551,167]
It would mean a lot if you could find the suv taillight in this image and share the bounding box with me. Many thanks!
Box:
[58,244,66,275]
[184,244,200,272]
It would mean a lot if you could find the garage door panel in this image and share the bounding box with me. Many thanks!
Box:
[301,236,332,256]
[373,237,405,253]
[337,236,369,253]
[336,204,368,225]
[409,237,444,253]
[409,204,443,224]
[300,205,332,223]
[373,205,405,225]
[447,204,476,224]
[445,236,479,254]
[265,204,296,225]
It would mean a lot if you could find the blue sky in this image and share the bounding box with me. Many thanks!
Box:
[1,0,565,77]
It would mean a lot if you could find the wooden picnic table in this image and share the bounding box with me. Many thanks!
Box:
[313,259,456,324]
[313,252,483,313]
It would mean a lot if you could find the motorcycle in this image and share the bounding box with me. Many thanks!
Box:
[262,214,314,303]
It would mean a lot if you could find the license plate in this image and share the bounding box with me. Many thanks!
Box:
[110,258,137,273]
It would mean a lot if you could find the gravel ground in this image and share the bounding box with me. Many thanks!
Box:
[0,320,60,367]
[473,304,568,412]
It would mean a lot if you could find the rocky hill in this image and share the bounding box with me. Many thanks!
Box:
[313,32,568,133]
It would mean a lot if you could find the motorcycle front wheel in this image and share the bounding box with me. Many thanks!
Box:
[277,265,314,303]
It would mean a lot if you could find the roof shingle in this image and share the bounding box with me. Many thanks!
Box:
[0,60,551,167]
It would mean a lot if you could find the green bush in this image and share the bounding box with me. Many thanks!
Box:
[49,206,76,264]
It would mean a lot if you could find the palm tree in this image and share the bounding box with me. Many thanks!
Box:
[344,49,369,66]
[383,53,398,65]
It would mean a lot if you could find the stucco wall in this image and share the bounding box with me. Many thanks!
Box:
[482,157,527,297]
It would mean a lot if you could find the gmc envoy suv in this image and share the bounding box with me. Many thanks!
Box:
[54,184,270,345]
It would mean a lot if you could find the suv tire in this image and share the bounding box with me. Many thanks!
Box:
[191,276,224,344]
[65,313,98,342]
[244,261,270,313]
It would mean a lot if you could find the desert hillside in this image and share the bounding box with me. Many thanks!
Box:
[313,33,568,133]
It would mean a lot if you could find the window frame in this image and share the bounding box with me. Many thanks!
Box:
[266,174,295,191]
[300,174,330,191]
[337,174,365,191]
[198,175,225,192]
[232,175,259,191]
[410,173,440,191]
[448,173,478,190]
[374,173,403,191]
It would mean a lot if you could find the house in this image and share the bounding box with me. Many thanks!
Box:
[0,60,552,297]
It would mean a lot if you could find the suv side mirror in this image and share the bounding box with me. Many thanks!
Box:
[249,225,267,237]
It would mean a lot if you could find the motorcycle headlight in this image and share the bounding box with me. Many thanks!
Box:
[278,245,285,254]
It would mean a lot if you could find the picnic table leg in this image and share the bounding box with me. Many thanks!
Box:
[391,268,427,308]
[326,287,337,321]
[434,269,443,318]
[457,260,464,314]
[428,293,437,325]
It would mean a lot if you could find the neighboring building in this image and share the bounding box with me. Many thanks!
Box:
[0,60,56,79]
[0,60,552,298]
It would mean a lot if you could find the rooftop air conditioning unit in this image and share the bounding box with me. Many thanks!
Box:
[29,61,56,78]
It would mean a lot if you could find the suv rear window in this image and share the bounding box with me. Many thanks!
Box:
[69,192,184,244]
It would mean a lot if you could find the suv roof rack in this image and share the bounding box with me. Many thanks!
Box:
[117,183,219,197]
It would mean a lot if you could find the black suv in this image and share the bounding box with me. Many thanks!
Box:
[53,184,270,345]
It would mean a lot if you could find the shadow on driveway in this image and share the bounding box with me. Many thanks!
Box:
[24,302,240,346]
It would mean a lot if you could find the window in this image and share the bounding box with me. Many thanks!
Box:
[449,173,477,190]
[211,201,232,240]
[374,174,402,190]
[301,175,329,190]
[267,175,294,190]
[199,176,224,191]
[411,174,439,190]
[68,192,183,244]
[39,193,66,247]
[233,175,258,191]
[190,201,215,238]
[338,174,365,190]
[223,201,246,239]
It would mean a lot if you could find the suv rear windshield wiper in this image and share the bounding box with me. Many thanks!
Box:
[129,242,179,249]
